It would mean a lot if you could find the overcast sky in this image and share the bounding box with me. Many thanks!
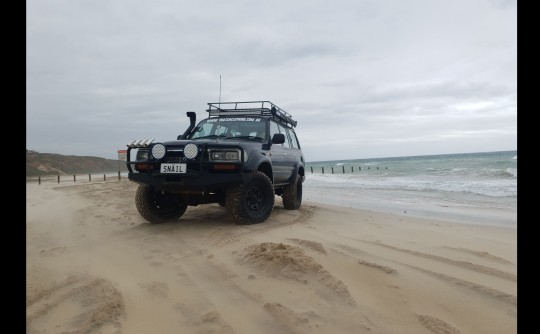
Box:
[27,0,516,162]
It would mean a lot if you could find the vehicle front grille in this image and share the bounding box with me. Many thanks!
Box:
[163,146,205,170]
[166,146,185,158]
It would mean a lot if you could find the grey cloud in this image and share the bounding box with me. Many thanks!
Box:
[27,0,516,161]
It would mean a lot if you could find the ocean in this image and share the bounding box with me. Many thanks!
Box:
[303,150,517,227]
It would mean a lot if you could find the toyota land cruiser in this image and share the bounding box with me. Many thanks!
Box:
[126,101,305,224]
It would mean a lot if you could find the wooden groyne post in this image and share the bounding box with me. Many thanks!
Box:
[305,165,388,174]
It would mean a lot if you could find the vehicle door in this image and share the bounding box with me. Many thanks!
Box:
[269,120,289,184]
[286,127,303,170]
[276,123,297,182]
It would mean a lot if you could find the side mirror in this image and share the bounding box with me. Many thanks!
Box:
[271,133,285,144]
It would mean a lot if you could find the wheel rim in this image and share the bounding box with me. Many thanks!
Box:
[153,191,181,214]
[246,185,265,211]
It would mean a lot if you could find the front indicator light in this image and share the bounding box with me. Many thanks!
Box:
[135,164,155,170]
[212,164,238,170]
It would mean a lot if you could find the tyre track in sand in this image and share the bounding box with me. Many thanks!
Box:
[26,274,125,334]
[328,242,516,307]
[443,246,514,265]
[358,240,516,282]
[406,264,517,306]
[204,205,316,247]
[101,203,315,252]
[68,180,317,252]
[176,254,295,333]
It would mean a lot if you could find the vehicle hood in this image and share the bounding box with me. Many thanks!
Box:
[162,139,264,146]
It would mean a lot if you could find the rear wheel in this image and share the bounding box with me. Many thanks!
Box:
[226,171,274,224]
[135,185,187,224]
[283,174,302,209]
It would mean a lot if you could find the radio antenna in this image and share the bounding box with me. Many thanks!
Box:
[218,75,222,109]
[217,75,222,143]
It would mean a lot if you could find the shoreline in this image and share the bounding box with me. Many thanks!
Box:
[303,186,517,228]
[26,178,517,228]
[304,194,517,228]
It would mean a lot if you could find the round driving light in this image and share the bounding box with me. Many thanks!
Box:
[151,143,166,159]
[184,143,198,159]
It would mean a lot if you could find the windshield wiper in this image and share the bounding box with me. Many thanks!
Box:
[224,135,264,141]
[192,134,227,140]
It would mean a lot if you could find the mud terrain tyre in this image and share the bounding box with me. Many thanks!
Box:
[135,185,187,224]
[226,171,274,224]
[282,174,302,209]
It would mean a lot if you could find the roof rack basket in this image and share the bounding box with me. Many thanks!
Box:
[206,101,297,127]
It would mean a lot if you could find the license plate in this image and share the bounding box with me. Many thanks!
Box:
[160,163,187,174]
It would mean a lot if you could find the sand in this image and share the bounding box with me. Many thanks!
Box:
[26,180,517,334]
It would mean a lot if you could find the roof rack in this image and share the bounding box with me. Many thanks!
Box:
[206,101,297,127]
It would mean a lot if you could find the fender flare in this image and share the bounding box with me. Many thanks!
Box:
[247,155,275,183]
[288,161,305,183]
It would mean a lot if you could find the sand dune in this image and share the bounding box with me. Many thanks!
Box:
[26,180,517,333]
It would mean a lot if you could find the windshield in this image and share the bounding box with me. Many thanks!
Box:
[189,117,267,141]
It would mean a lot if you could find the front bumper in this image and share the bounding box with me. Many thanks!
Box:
[126,142,253,193]
[128,165,249,193]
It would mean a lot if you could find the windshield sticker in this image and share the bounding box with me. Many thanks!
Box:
[207,117,261,123]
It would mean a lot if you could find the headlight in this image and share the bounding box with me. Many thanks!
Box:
[151,143,166,159]
[208,149,241,162]
[184,143,198,159]
[136,149,149,161]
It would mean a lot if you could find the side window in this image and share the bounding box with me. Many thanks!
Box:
[289,130,300,149]
[269,121,282,145]
[277,124,292,148]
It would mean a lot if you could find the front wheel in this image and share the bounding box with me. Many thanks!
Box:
[135,185,187,224]
[226,171,275,224]
[282,174,302,210]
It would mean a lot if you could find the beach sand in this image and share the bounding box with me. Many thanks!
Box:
[26,180,516,334]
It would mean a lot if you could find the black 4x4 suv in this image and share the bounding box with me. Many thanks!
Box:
[126,101,305,224]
